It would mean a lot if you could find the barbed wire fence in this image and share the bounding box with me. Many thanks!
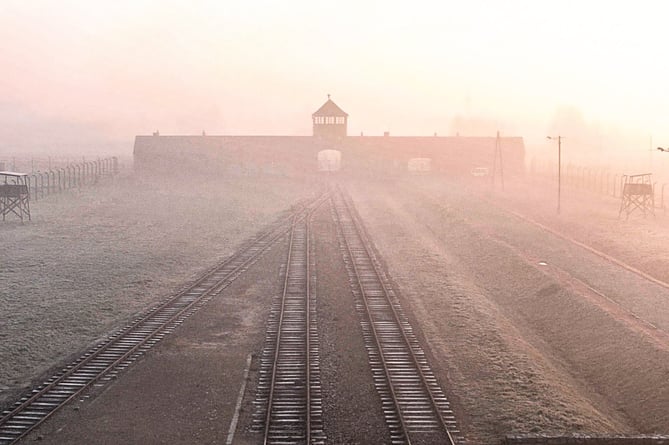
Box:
[0,156,119,202]
[529,158,669,212]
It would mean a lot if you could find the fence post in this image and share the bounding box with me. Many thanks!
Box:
[31,174,38,201]
[613,175,618,197]
[605,173,610,195]
[581,168,587,190]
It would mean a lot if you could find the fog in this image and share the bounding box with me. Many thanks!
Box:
[2,1,669,175]
[5,4,669,442]
[4,167,669,443]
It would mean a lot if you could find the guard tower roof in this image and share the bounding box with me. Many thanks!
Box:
[0,171,28,177]
[312,96,348,117]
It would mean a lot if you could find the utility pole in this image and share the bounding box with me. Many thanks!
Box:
[491,130,504,190]
[547,136,563,214]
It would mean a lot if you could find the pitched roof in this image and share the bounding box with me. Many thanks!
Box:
[312,96,348,117]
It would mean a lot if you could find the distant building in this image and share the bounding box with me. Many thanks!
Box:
[312,95,348,139]
[133,97,526,178]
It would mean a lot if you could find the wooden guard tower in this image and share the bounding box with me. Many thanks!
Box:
[0,172,31,222]
[312,95,348,139]
[619,173,654,219]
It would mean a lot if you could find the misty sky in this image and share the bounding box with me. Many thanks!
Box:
[1,1,668,159]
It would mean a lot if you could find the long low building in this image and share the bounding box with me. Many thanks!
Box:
[133,97,525,178]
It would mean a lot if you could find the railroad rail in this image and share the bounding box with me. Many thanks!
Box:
[332,187,463,445]
[0,192,327,445]
[253,202,325,444]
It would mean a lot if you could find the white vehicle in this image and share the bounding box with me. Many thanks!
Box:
[408,158,431,173]
[471,167,489,177]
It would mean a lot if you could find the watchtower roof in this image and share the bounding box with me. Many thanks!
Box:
[312,96,348,117]
[0,171,28,177]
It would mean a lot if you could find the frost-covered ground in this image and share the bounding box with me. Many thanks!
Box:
[350,175,669,443]
[3,168,669,444]
[0,171,311,407]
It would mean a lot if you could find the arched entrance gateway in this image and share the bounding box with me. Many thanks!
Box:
[317,149,342,172]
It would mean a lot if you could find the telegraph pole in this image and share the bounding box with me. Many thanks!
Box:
[547,136,563,214]
[491,130,504,190]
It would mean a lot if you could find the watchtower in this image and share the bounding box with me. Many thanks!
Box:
[0,172,31,222]
[312,95,348,139]
[619,173,654,219]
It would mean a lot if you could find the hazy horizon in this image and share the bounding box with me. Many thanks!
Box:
[2,1,668,169]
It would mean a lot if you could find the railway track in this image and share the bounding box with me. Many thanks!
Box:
[332,188,463,445]
[0,193,327,445]
[253,203,325,444]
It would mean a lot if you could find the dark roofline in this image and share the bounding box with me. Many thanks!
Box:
[135,134,523,141]
[312,97,348,117]
[135,135,524,142]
